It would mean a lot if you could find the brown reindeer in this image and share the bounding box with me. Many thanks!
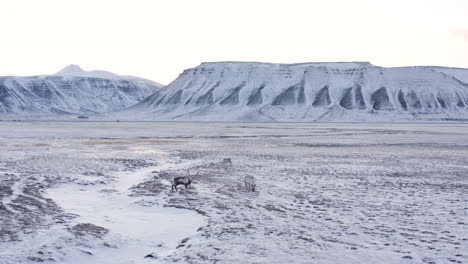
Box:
[171,169,198,191]
[244,175,256,192]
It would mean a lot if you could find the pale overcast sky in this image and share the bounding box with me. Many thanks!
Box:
[0,0,467,84]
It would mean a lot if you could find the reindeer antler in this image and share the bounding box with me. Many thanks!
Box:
[187,169,199,177]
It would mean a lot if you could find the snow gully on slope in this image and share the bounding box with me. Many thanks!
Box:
[46,162,206,264]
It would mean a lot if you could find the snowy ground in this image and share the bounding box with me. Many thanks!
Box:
[0,121,467,264]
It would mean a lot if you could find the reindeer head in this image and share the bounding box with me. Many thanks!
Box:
[187,169,199,184]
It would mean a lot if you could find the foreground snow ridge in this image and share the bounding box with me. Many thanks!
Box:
[123,61,468,121]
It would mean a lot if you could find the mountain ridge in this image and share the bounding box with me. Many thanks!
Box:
[116,61,468,122]
[54,64,164,87]
[0,66,163,117]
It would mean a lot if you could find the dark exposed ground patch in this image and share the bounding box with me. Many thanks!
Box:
[297,80,306,104]
[190,82,219,105]
[407,91,422,109]
[246,84,265,106]
[155,95,166,105]
[196,87,215,105]
[130,171,168,196]
[312,85,331,107]
[437,97,448,109]
[164,90,183,105]
[398,90,408,110]
[355,84,366,109]
[69,223,109,238]
[339,87,354,109]
[271,80,305,106]
[371,87,393,110]
[457,96,465,108]
[271,86,297,106]
[219,83,245,106]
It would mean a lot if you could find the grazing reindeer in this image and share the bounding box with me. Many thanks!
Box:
[222,158,232,169]
[244,175,256,192]
[171,169,198,191]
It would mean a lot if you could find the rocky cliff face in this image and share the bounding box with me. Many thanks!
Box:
[0,65,162,117]
[123,62,468,121]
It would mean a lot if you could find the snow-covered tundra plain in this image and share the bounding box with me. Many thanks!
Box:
[0,122,467,264]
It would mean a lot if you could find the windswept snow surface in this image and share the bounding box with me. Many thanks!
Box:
[119,61,468,122]
[0,121,467,264]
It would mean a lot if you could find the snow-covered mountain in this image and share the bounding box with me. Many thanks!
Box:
[54,64,121,79]
[54,65,164,86]
[121,62,468,122]
[0,65,163,117]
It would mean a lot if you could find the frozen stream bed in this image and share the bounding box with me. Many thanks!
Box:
[46,164,206,264]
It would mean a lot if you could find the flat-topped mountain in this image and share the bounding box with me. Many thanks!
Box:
[0,65,163,117]
[120,61,468,121]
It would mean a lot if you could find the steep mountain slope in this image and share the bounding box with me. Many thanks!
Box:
[0,65,162,117]
[122,62,468,121]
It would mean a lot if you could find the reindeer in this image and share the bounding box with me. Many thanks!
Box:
[222,158,232,169]
[171,169,198,191]
[244,175,256,192]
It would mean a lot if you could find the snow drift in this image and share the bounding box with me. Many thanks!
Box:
[122,62,468,122]
[0,65,162,117]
